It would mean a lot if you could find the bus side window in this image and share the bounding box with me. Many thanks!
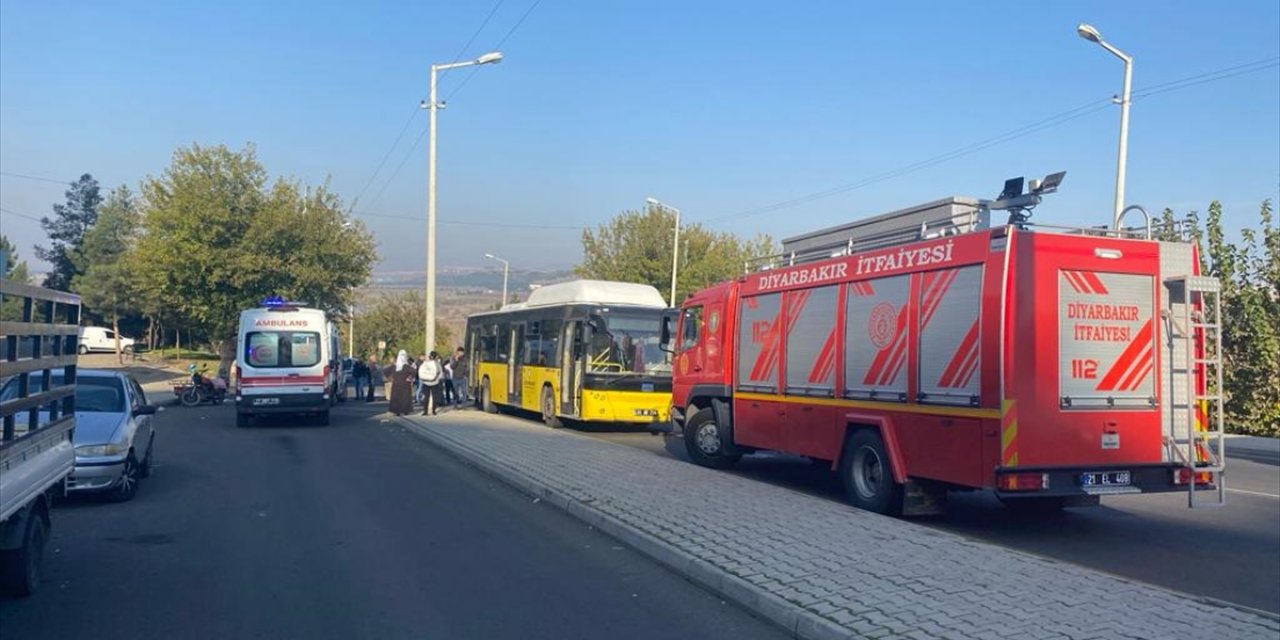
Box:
[681,306,702,351]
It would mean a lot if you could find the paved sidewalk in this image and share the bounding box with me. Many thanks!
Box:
[397,410,1279,640]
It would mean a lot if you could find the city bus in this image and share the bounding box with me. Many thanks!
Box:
[464,280,672,430]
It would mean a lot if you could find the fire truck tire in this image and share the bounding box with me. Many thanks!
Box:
[541,386,562,428]
[684,407,741,470]
[840,429,903,515]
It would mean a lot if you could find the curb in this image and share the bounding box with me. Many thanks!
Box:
[395,415,865,640]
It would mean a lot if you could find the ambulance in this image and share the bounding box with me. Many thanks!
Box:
[234,298,344,427]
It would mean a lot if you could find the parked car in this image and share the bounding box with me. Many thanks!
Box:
[0,369,157,502]
[78,327,137,355]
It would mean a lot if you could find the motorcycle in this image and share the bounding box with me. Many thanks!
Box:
[174,368,228,407]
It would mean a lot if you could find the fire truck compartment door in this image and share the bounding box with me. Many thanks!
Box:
[734,397,785,451]
[1058,271,1156,410]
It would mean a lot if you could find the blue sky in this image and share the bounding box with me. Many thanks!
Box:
[2,1,1278,273]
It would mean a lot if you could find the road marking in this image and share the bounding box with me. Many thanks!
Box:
[1225,488,1280,499]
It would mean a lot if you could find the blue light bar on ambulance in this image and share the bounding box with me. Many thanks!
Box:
[262,296,286,307]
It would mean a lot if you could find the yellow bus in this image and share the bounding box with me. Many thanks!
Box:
[464,280,671,430]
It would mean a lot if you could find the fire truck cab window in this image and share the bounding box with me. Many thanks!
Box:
[681,307,702,351]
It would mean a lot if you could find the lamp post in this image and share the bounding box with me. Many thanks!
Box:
[1077,23,1133,231]
[484,253,509,306]
[646,197,681,306]
[425,51,503,353]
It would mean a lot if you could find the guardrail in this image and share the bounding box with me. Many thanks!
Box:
[0,278,81,444]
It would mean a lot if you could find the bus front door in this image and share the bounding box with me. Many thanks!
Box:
[561,321,583,417]
[509,323,525,405]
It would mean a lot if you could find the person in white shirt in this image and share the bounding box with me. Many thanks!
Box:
[442,359,455,405]
[418,351,444,416]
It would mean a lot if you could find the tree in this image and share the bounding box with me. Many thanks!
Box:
[73,186,142,363]
[36,174,101,290]
[131,143,377,365]
[351,291,452,359]
[1191,201,1279,436]
[577,206,777,304]
[1,236,33,322]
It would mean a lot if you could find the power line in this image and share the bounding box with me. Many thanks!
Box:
[351,104,422,207]
[361,1,513,208]
[0,171,70,186]
[0,206,44,223]
[698,57,1280,225]
[364,123,431,210]
[439,0,507,80]
[445,0,542,102]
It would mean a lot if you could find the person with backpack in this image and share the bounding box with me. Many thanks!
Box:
[418,351,445,416]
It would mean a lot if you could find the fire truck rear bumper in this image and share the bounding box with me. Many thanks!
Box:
[993,463,1215,499]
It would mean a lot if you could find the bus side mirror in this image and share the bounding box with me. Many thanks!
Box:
[659,311,676,354]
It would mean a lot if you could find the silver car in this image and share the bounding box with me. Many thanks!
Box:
[0,369,158,502]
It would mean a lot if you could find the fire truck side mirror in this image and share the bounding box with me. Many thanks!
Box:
[659,310,676,354]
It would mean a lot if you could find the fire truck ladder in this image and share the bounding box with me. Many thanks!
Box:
[1164,275,1226,507]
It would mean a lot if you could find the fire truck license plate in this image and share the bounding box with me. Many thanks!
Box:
[253,398,280,406]
[1079,471,1131,486]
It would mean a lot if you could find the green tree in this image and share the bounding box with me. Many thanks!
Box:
[72,186,142,363]
[1,236,33,321]
[351,290,452,359]
[1194,201,1280,436]
[132,143,377,363]
[36,173,101,290]
[577,206,777,305]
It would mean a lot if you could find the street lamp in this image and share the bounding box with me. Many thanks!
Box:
[646,197,681,306]
[1077,23,1133,231]
[425,50,503,353]
[484,253,509,306]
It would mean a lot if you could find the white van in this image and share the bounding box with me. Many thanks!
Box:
[78,327,136,354]
[233,301,344,427]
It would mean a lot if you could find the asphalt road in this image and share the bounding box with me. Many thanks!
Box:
[567,416,1280,615]
[0,401,787,640]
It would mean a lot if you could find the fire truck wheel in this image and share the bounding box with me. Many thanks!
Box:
[841,430,902,515]
[541,387,562,428]
[684,407,741,470]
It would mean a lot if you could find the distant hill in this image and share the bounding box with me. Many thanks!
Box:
[369,268,575,291]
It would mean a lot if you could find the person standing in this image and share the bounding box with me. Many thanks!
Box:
[352,357,369,401]
[386,350,416,416]
[442,357,455,406]
[418,351,445,416]
[451,347,470,406]
[366,354,383,402]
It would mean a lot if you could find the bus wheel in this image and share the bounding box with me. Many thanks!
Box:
[683,407,740,470]
[840,429,902,515]
[481,379,497,413]
[541,387,562,429]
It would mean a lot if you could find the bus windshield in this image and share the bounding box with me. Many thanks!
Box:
[589,313,671,376]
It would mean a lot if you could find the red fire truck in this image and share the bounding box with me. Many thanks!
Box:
[666,174,1225,515]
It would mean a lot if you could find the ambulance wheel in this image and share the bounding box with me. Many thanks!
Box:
[315,410,330,426]
[78,345,88,355]
[684,407,740,470]
[541,386,562,429]
[841,429,902,516]
[481,378,497,413]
